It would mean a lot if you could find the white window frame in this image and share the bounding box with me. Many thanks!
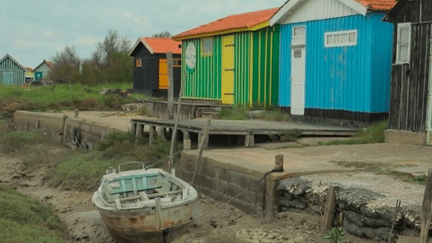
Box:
[202,37,213,56]
[395,23,411,64]
[292,25,306,38]
[325,30,358,48]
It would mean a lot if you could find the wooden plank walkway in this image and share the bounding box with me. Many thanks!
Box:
[130,118,357,149]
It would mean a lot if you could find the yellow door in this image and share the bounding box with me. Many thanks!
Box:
[222,35,235,104]
[159,59,168,89]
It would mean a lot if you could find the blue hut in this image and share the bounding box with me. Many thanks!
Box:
[0,54,25,85]
[270,0,396,124]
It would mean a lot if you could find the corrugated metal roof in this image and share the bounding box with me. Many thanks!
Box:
[173,8,279,40]
[140,37,182,54]
[356,0,397,11]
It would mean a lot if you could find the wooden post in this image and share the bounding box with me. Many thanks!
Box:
[275,154,284,172]
[167,52,174,120]
[136,124,143,138]
[184,139,191,151]
[168,72,186,171]
[157,127,166,140]
[323,186,339,232]
[25,120,29,131]
[245,132,255,147]
[192,120,211,186]
[36,120,41,129]
[420,169,432,243]
[264,173,277,221]
[131,122,136,136]
[149,126,156,146]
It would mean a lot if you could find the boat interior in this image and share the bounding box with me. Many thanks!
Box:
[100,168,188,209]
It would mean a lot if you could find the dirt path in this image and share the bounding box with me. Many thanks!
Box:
[0,151,378,243]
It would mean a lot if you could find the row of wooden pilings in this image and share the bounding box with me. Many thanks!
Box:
[130,122,200,150]
[130,121,256,150]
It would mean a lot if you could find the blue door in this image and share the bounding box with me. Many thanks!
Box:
[3,71,13,84]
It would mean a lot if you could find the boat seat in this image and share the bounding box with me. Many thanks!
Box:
[109,174,162,195]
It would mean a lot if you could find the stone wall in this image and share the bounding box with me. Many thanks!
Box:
[179,153,266,215]
[278,177,421,241]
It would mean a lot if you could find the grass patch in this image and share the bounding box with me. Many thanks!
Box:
[281,129,303,142]
[0,130,54,154]
[47,131,181,191]
[0,83,148,113]
[0,185,68,243]
[411,175,427,184]
[257,110,291,122]
[336,161,426,185]
[319,121,388,146]
[214,106,250,120]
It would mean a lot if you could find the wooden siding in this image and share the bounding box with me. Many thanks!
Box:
[388,0,432,23]
[0,57,25,85]
[131,42,181,97]
[388,23,431,133]
[279,13,393,120]
[181,26,279,106]
[279,0,357,25]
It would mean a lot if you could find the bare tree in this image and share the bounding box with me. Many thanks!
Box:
[52,45,80,67]
[119,36,131,54]
[95,29,131,66]
[50,45,81,83]
[152,31,171,38]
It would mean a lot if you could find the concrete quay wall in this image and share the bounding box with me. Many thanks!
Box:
[179,153,268,216]
[12,111,119,147]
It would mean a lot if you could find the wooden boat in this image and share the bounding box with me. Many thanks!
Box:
[92,162,198,243]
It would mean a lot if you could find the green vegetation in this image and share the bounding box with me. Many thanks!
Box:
[46,131,180,191]
[281,129,303,142]
[214,105,290,121]
[257,110,291,122]
[324,228,347,243]
[336,161,427,185]
[319,121,388,146]
[215,106,250,120]
[0,83,148,113]
[0,185,69,243]
[0,130,54,154]
[411,175,427,184]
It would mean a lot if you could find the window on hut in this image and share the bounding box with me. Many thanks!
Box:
[136,58,142,67]
[202,38,213,55]
[396,23,411,64]
[325,30,357,48]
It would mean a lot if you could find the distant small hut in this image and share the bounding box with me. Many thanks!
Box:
[33,60,54,82]
[0,54,25,85]
[129,37,182,98]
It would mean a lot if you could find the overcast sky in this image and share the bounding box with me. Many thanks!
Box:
[0,0,286,68]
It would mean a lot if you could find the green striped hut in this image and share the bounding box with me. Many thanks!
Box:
[172,8,280,106]
[0,54,25,85]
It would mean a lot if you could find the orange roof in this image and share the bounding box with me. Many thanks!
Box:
[173,8,279,40]
[355,0,396,11]
[139,37,181,55]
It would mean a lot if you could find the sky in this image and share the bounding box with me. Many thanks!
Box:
[0,0,286,69]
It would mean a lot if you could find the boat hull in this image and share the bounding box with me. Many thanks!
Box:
[98,203,193,243]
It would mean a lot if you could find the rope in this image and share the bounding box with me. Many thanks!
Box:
[144,150,184,169]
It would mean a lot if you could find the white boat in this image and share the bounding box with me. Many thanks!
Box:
[92,162,198,243]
